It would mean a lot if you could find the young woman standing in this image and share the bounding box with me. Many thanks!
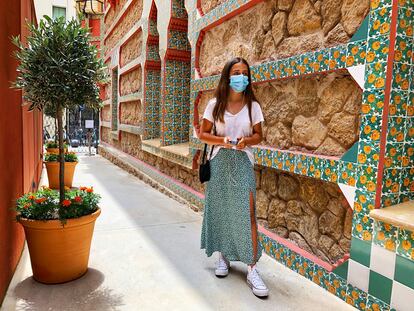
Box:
[199,57,269,297]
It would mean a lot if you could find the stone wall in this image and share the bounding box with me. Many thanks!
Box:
[104,0,129,30]
[104,0,143,55]
[101,126,111,143]
[142,152,204,193]
[199,0,369,76]
[120,131,142,157]
[102,105,111,122]
[120,100,142,125]
[256,166,352,263]
[197,72,362,156]
[120,30,143,67]
[120,67,142,96]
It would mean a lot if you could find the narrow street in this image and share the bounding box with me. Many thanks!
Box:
[2,155,355,311]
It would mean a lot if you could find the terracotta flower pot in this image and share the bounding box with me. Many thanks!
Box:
[46,148,67,154]
[18,208,101,284]
[45,161,78,189]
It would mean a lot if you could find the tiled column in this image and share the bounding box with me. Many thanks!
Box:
[348,0,414,309]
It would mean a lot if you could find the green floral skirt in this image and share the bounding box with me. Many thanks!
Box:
[200,148,262,264]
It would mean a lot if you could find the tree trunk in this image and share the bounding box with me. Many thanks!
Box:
[57,106,65,204]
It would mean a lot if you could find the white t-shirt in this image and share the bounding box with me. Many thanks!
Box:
[202,98,264,165]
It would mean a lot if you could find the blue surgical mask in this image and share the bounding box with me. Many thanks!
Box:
[229,74,249,93]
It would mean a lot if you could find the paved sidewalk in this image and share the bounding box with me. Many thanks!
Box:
[2,155,355,311]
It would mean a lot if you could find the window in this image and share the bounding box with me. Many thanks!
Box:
[52,6,66,19]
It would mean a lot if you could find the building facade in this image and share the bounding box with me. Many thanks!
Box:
[0,0,43,304]
[34,0,78,140]
[100,0,414,310]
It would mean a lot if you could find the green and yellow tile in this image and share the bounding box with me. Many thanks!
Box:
[360,115,382,142]
[387,116,406,143]
[365,61,387,90]
[384,143,404,169]
[345,283,368,310]
[400,167,414,193]
[362,89,385,115]
[382,168,402,194]
[346,40,367,66]
[369,6,392,37]
[392,63,411,91]
[373,220,398,251]
[397,7,413,37]
[366,36,390,63]
[357,141,380,167]
[397,228,414,260]
[352,210,374,241]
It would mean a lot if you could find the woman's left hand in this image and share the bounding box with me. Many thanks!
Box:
[236,137,247,150]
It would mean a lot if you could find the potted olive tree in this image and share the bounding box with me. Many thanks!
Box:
[12,16,106,284]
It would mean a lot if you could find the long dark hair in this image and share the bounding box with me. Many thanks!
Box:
[213,57,259,123]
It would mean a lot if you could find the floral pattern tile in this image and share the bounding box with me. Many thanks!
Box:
[381,193,400,207]
[329,46,347,69]
[360,115,382,142]
[329,274,348,302]
[339,161,358,186]
[402,143,414,167]
[272,150,285,170]
[354,189,376,214]
[294,154,309,176]
[356,164,378,193]
[347,40,367,66]
[384,143,404,169]
[313,265,331,290]
[373,220,398,251]
[394,35,413,64]
[283,153,296,173]
[397,7,413,37]
[357,141,380,167]
[369,6,392,37]
[308,157,325,179]
[362,89,386,115]
[392,63,411,91]
[381,168,402,194]
[365,294,390,311]
[346,283,368,310]
[365,61,387,90]
[400,167,414,193]
[389,90,409,117]
[404,117,414,142]
[397,228,414,260]
[386,116,406,143]
[366,36,390,63]
[324,159,339,183]
[352,210,374,241]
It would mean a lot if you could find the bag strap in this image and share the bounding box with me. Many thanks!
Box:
[201,120,216,164]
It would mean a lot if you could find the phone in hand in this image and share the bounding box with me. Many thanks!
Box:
[229,139,238,145]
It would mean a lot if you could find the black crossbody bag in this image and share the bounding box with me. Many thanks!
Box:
[199,123,216,183]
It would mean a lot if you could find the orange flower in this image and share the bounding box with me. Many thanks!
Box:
[62,199,71,207]
[86,187,94,193]
[363,231,372,241]
[402,240,412,251]
[35,197,47,204]
[74,196,83,203]
[385,239,396,251]
[80,186,87,191]
[28,195,35,200]
[23,203,31,209]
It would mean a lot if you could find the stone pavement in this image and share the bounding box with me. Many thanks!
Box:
[2,155,356,311]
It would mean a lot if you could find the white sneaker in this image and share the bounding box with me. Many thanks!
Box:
[215,253,230,277]
[247,267,269,297]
